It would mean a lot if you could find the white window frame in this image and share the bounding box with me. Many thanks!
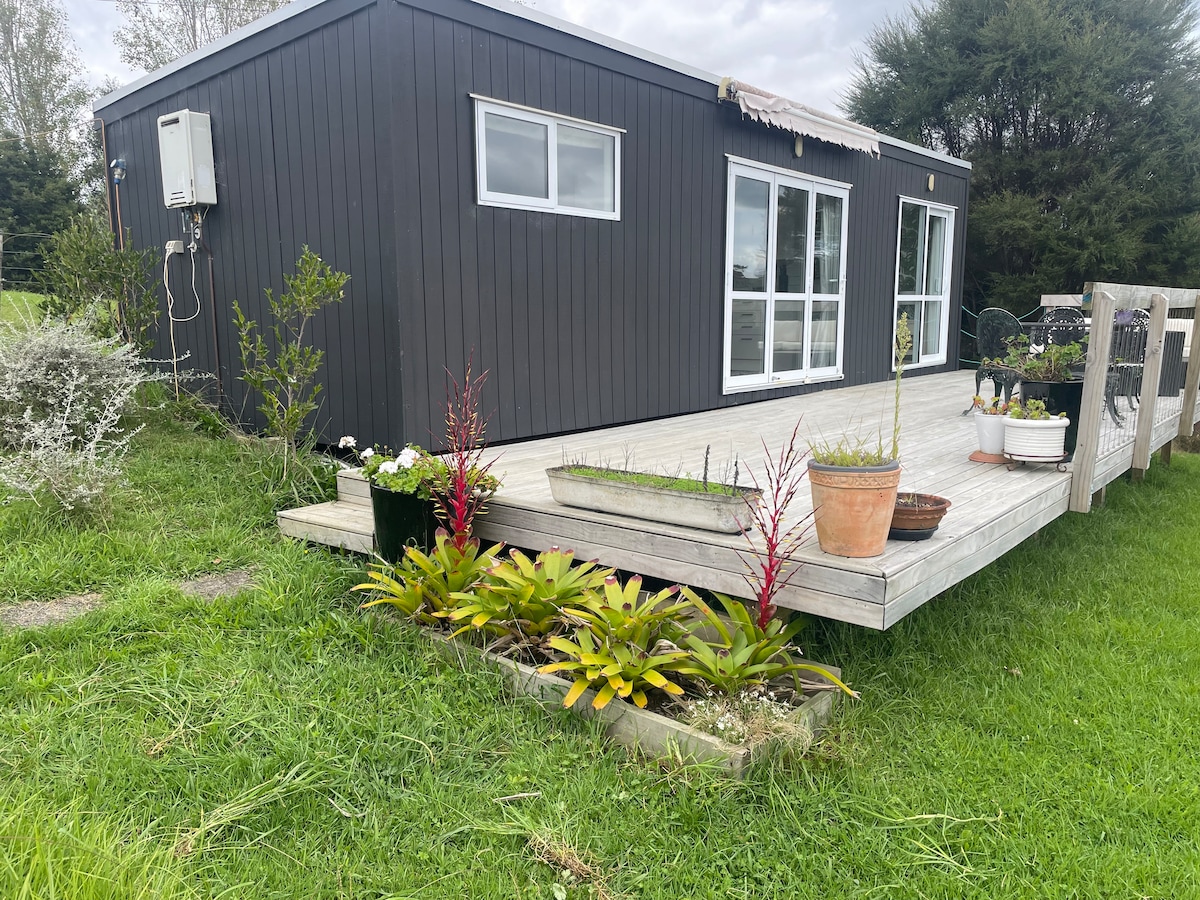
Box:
[722,157,850,395]
[473,96,622,221]
[893,196,956,370]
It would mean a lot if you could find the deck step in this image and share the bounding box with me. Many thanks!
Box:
[336,468,371,507]
[277,500,374,554]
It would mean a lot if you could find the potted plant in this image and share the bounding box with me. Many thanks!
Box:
[806,314,909,558]
[985,335,1085,457]
[1003,398,1070,463]
[889,492,952,540]
[969,395,1008,463]
[546,446,760,534]
[354,442,445,562]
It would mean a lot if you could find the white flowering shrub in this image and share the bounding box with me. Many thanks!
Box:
[0,319,152,510]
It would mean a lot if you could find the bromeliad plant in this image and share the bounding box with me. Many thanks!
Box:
[540,576,693,710]
[354,531,502,622]
[446,548,613,642]
[677,591,857,697]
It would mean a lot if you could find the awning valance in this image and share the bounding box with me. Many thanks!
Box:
[719,78,880,158]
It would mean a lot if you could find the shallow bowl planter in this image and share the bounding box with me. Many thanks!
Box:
[545,466,761,533]
[432,636,841,774]
[1004,416,1070,462]
[890,492,951,541]
[807,459,902,558]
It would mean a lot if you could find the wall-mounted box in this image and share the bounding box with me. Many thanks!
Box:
[157,109,216,208]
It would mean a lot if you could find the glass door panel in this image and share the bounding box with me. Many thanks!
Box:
[731,298,767,376]
[812,194,843,295]
[775,186,808,293]
[810,299,839,369]
[732,176,770,292]
[925,214,947,296]
[772,297,805,373]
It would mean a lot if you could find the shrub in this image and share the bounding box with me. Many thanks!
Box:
[0,318,153,510]
[234,247,348,475]
[39,213,157,351]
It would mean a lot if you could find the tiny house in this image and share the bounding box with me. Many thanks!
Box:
[93,0,971,449]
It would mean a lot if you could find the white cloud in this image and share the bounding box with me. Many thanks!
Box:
[61,0,906,113]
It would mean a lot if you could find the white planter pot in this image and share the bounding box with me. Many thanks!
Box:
[546,467,761,533]
[974,412,1006,455]
[1004,416,1070,461]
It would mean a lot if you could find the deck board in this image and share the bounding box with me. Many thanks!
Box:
[280,370,1200,629]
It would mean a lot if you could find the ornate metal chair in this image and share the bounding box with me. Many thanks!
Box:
[1109,309,1150,421]
[1030,306,1087,348]
[967,307,1023,412]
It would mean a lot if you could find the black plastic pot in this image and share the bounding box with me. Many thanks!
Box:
[1019,379,1084,455]
[369,484,438,562]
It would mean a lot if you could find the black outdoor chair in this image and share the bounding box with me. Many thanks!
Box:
[1029,306,1087,348]
[1106,309,1150,425]
[966,307,1023,413]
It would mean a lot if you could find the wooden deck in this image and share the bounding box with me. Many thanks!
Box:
[280,369,1198,630]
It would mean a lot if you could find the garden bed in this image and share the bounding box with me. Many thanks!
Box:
[433,635,842,773]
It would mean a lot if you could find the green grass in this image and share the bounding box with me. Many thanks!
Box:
[2,409,1200,897]
[559,463,746,494]
[0,289,43,325]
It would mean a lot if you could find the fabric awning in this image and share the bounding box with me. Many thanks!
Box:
[720,78,880,158]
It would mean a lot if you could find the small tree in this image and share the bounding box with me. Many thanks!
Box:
[234,246,347,475]
[39,214,157,350]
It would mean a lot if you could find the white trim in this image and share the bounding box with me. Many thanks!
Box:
[474,98,621,220]
[724,154,853,192]
[892,196,955,370]
[877,134,972,170]
[89,0,971,173]
[723,373,845,395]
[721,159,849,395]
[897,194,958,214]
[468,93,627,133]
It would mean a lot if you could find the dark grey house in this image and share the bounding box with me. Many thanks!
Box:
[93,0,971,449]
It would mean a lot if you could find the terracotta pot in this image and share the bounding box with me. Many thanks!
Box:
[807,459,901,558]
[891,492,951,533]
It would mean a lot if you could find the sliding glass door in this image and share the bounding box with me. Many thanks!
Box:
[724,160,848,393]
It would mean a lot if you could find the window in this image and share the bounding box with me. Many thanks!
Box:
[723,158,849,393]
[473,97,621,220]
[894,198,954,367]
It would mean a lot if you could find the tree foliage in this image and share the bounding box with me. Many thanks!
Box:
[845,0,1200,316]
[115,0,289,72]
[0,0,90,151]
[0,141,83,287]
[39,213,158,351]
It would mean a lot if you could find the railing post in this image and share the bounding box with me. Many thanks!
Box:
[1178,292,1200,438]
[1131,293,1169,478]
[1070,289,1115,513]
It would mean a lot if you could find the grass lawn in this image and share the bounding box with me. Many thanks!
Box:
[0,289,43,324]
[2,410,1198,898]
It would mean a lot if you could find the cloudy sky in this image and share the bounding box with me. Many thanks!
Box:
[61,0,907,115]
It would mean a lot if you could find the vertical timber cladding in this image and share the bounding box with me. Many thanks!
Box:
[94,0,401,447]
[392,0,971,446]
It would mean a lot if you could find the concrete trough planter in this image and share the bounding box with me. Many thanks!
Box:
[434,636,841,774]
[545,466,761,534]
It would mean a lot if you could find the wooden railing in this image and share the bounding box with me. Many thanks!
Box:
[1049,283,1200,513]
